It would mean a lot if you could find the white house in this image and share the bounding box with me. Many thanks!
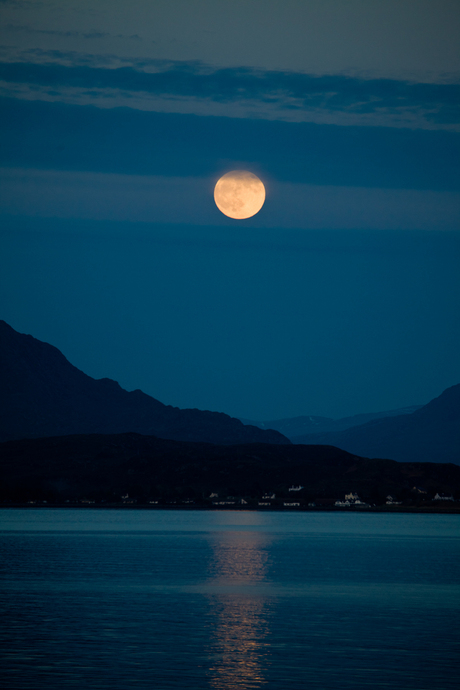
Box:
[386,495,402,505]
[434,493,454,501]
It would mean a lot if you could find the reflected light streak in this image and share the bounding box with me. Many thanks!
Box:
[207,531,272,689]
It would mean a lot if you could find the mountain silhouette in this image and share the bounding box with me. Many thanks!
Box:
[292,384,460,464]
[0,320,289,445]
[240,406,422,439]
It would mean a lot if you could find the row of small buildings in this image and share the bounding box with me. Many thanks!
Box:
[56,487,455,507]
[208,487,456,508]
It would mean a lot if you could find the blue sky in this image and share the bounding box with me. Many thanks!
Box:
[1,0,459,420]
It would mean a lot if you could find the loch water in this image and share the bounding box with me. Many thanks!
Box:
[1,509,459,690]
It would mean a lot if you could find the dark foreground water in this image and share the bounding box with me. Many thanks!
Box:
[1,509,459,690]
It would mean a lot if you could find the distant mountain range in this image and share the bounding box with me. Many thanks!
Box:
[1,432,459,505]
[240,406,422,439]
[242,389,460,465]
[0,320,288,446]
[288,384,460,464]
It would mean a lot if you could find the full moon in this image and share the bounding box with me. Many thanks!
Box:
[214,170,265,219]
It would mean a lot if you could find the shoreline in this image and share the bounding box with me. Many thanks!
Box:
[1,503,459,514]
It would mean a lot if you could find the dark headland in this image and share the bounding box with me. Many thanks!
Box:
[1,432,460,511]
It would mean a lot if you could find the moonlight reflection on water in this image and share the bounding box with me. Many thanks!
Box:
[206,530,272,689]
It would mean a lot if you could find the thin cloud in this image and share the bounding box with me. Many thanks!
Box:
[1,96,459,191]
[4,25,139,40]
[0,52,458,129]
[1,167,459,230]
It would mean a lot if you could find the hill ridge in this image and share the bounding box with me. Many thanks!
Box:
[0,320,288,446]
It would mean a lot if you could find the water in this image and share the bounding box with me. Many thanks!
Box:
[1,509,459,689]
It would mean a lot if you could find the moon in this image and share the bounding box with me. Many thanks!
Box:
[214,170,265,219]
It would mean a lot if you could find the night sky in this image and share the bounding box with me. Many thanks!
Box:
[1,0,459,421]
